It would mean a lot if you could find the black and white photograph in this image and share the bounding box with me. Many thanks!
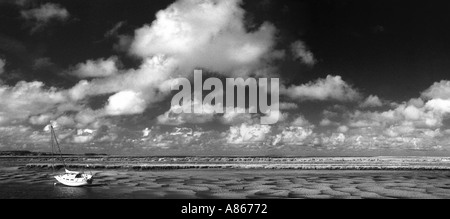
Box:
[1,0,450,208]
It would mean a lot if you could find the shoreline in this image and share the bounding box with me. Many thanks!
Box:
[1,156,449,171]
[17,156,450,171]
[23,162,450,171]
[22,163,450,171]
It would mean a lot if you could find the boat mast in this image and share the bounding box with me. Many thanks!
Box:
[50,126,55,172]
[50,125,66,169]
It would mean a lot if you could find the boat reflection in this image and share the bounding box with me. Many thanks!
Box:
[52,183,106,198]
[53,185,88,198]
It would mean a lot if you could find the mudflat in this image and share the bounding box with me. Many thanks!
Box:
[1,166,450,199]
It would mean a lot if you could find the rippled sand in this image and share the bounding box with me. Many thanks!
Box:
[1,167,450,199]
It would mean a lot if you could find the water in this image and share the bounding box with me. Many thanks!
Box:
[1,167,450,199]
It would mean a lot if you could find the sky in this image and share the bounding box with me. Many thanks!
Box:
[0,0,450,156]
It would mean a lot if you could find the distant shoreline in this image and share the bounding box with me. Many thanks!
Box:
[0,156,447,171]
[23,163,450,171]
[3,150,450,159]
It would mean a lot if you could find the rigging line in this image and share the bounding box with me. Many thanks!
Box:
[51,125,66,169]
[51,127,55,173]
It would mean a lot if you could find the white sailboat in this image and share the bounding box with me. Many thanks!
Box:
[49,124,93,187]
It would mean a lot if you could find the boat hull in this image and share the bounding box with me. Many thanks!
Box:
[54,173,93,187]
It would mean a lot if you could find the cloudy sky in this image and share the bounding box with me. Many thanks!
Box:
[0,0,450,156]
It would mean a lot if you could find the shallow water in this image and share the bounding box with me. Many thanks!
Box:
[1,167,450,199]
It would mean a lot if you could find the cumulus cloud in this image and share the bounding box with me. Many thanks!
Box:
[0,81,67,125]
[0,125,45,148]
[157,98,216,125]
[60,0,283,124]
[157,97,281,126]
[290,115,313,127]
[139,127,209,150]
[73,108,104,128]
[66,56,178,123]
[21,3,70,32]
[104,90,146,116]
[337,125,349,133]
[321,133,346,147]
[334,80,450,150]
[271,114,315,146]
[72,130,96,144]
[70,56,120,78]
[272,126,314,146]
[142,127,151,137]
[282,75,362,102]
[54,115,76,127]
[221,106,258,125]
[227,123,272,144]
[29,113,53,125]
[129,0,277,75]
[425,99,450,114]
[360,95,384,108]
[290,40,316,66]
[422,80,450,100]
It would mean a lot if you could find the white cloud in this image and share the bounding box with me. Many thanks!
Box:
[334,80,450,150]
[227,123,272,144]
[21,3,70,32]
[337,125,349,133]
[0,125,68,150]
[96,133,118,143]
[384,122,416,137]
[55,115,76,127]
[282,75,362,101]
[104,90,146,116]
[157,98,216,125]
[58,0,284,128]
[422,80,450,100]
[68,55,176,103]
[321,133,346,147]
[290,40,316,66]
[425,98,450,114]
[272,126,314,146]
[29,113,54,125]
[402,105,422,120]
[408,98,425,108]
[360,95,383,108]
[142,127,151,137]
[70,56,120,78]
[291,115,313,127]
[129,0,277,75]
[74,109,103,127]
[139,127,209,150]
[221,106,257,125]
[0,81,67,125]
[0,58,5,74]
[73,134,95,144]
